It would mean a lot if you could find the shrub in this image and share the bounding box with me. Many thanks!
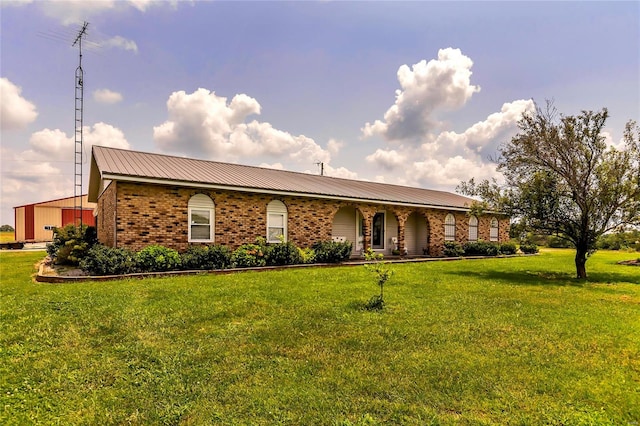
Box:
[231,243,266,268]
[136,245,181,272]
[463,240,499,256]
[443,241,464,257]
[46,224,97,265]
[181,245,231,270]
[312,240,352,263]
[265,241,302,266]
[207,245,232,269]
[180,245,209,270]
[79,244,137,276]
[520,242,539,254]
[498,242,518,255]
[547,235,574,248]
[297,247,316,264]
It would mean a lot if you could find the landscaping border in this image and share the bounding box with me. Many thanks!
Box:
[35,254,530,283]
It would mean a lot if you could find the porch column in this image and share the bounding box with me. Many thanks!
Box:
[397,216,407,254]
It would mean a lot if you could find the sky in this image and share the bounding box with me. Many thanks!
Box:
[1,0,638,227]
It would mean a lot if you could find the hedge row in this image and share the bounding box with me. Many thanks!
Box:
[443,240,536,257]
[77,238,354,276]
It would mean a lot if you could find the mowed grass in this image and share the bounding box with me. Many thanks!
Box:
[1,249,638,425]
[0,232,15,243]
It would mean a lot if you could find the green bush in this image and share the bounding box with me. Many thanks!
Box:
[136,245,181,272]
[231,243,266,268]
[79,244,137,276]
[498,242,518,255]
[312,240,352,263]
[181,245,231,270]
[443,241,464,257]
[463,240,499,256]
[265,241,302,266]
[46,224,97,265]
[547,235,573,248]
[297,247,316,264]
[519,242,539,254]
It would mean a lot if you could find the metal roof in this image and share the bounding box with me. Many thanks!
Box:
[88,145,477,210]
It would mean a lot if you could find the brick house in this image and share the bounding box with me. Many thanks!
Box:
[88,146,510,256]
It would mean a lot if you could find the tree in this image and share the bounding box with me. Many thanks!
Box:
[459,102,640,279]
[0,224,14,232]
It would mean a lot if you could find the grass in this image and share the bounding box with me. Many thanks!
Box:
[0,232,15,243]
[1,248,638,425]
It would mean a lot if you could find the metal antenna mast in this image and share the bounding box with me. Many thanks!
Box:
[72,21,88,228]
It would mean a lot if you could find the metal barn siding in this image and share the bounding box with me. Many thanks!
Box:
[24,205,35,240]
[61,209,95,227]
[14,207,25,241]
[12,195,97,242]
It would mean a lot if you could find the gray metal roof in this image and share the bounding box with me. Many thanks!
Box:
[88,145,477,210]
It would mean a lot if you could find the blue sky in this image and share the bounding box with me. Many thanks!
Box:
[1,1,638,226]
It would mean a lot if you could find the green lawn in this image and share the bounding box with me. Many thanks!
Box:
[1,249,638,425]
[0,231,14,243]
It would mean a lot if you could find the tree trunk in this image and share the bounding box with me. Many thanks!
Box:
[575,247,588,279]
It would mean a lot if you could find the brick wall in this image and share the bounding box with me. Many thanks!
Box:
[97,181,510,255]
[96,181,117,247]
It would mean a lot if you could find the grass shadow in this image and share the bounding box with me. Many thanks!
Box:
[443,267,639,287]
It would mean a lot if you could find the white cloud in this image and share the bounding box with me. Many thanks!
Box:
[327,138,343,155]
[93,88,123,104]
[365,99,535,190]
[0,77,38,130]
[602,129,629,151]
[102,36,138,53]
[153,88,332,168]
[29,0,179,25]
[407,156,501,188]
[365,149,406,170]
[424,99,535,160]
[362,48,480,141]
[25,123,130,162]
[1,122,130,223]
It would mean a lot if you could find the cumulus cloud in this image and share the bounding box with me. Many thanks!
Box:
[1,122,130,223]
[362,48,480,141]
[365,99,535,189]
[425,99,535,159]
[365,149,406,170]
[154,88,332,168]
[1,77,38,130]
[24,122,130,162]
[93,88,123,104]
[327,139,343,155]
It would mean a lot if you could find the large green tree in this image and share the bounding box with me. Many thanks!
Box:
[459,103,640,279]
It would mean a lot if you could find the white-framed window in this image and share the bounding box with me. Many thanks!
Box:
[490,217,499,242]
[188,194,214,243]
[267,200,287,243]
[444,213,456,241]
[469,215,478,242]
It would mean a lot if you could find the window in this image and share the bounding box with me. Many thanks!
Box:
[468,215,478,242]
[188,194,214,242]
[267,200,287,242]
[444,213,456,241]
[490,217,499,242]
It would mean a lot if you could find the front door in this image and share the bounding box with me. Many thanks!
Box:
[372,212,385,250]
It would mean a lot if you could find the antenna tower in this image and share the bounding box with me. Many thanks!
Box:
[73,22,88,228]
